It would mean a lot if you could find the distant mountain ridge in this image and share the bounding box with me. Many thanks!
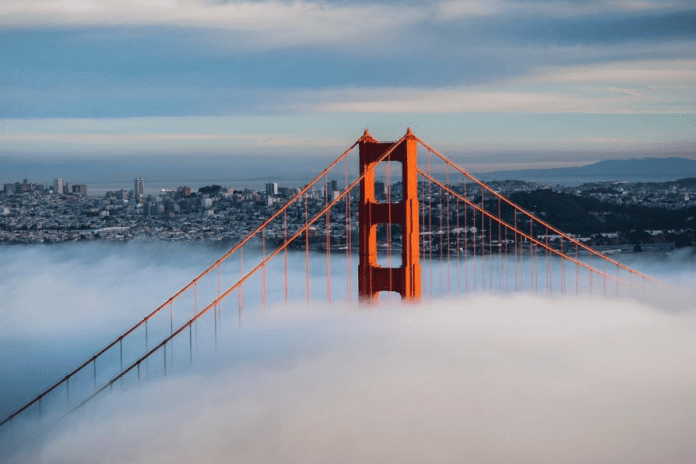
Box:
[477,157,696,184]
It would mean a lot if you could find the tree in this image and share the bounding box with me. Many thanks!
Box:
[627,229,651,244]
[198,185,223,195]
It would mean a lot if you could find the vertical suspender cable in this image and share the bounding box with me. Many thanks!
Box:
[345,158,352,302]
[285,209,289,305]
[262,230,266,312]
[305,194,310,304]
[489,211,493,291]
[324,179,330,304]
[446,167,451,295]
[456,191,460,293]
[498,198,502,292]
[387,160,392,300]
[428,150,433,298]
[464,181,469,292]
[439,185,444,296]
[481,190,485,291]
[239,247,244,323]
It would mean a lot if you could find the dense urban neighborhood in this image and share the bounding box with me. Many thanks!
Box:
[2,176,696,249]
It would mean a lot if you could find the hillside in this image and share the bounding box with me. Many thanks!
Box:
[478,157,696,184]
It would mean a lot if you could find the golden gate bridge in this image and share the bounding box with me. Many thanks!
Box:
[0,129,663,437]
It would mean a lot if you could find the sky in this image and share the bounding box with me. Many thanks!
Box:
[0,0,695,179]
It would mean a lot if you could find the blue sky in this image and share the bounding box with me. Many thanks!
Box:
[1,0,695,174]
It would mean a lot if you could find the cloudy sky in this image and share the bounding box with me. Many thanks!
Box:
[1,0,695,168]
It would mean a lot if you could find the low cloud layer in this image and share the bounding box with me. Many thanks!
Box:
[13,295,696,464]
[2,243,695,463]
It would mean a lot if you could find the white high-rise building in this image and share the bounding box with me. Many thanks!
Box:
[266,182,278,195]
[134,178,144,201]
[54,178,63,195]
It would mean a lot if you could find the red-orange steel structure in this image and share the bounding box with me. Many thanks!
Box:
[358,128,421,302]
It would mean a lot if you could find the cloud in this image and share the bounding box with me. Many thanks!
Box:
[0,242,694,462]
[434,0,696,21]
[0,115,357,156]
[298,88,572,113]
[3,0,692,54]
[6,0,693,30]
[0,0,423,48]
[606,0,695,13]
[7,290,696,463]
[435,0,505,19]
[288,59,696,114]
[292,86,690,114]
[0,132,348,149]
[0,243,226,340]
[525,60,696,84]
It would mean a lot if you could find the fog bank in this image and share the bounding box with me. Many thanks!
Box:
[2,243,695,463]
[8,296,696,463]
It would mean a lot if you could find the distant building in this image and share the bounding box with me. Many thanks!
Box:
[330,179,338,192]
[134,178,144,201]
[375,181,386,199]
[4,183,15,195]
[14,182,28,193]
[64,182,72,195]
[163,198,177,213]
[266,182,278,195]
[54,178,63,195]
[73,184,88,196]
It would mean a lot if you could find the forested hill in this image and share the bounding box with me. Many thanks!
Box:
[509,189,696,237]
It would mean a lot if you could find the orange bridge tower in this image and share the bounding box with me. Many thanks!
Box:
[358,128,421,302]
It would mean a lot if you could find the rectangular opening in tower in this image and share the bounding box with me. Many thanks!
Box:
[373,162,403,204]
[375,223,403,267]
